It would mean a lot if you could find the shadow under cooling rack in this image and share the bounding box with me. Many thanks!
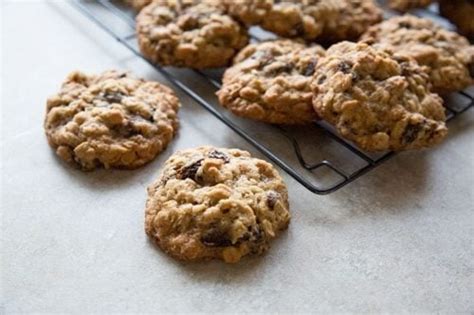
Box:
[71,0,473,194]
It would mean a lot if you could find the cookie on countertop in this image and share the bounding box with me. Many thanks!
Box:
[44,70,180,170]
[217,40,325,124]
[439,0,474,39]
[361,15,474,94]
[224,0,273,25]
[145,146,291,263]
[123,0,152,11]
[312,42,448,152]
[260,0,382,42]
[388,0,433,12]
[136,0,249,69]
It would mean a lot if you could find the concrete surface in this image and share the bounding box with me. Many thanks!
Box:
[1,1,473,313]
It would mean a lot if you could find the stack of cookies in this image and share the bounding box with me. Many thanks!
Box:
[218,13,473,152]
[43,0,473,264]
[128,0,473,152]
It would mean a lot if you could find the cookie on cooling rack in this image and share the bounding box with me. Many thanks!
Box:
[311,42,448,152]
[217,40,325,125]
[361,15,474,94]
[439,0,474,39]
[145,146,291,263]
[136,0,249,69]
[260,0,382,42]
[44,70,180,170]
[223,0,273,25]
[387,0,433,12]
[123,0,151,11]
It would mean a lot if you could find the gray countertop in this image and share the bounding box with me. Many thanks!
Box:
[2,1,473,313]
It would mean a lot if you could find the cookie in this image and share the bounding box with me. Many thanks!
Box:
[223,0,273,25]
[388,0,433,12]
[136,0,249,69]
[217,40,324,124]
[312,42,448,152]
[439,0,474,39]
[260,0,382,42]
[145,146,291,263]
[123,0,152,11]
[361,15,474,94]
[44,70,180,170]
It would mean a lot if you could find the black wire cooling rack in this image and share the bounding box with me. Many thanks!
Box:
[71,0,473,194]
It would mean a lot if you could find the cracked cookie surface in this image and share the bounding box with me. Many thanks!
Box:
[145,146,291,263]
[388,0,433,12]
[217,40,325,124]
[44,70,180,170]
[361,15,474,94]
[136,0,249,69]
[261,0,382,42]
[312,42,448,152]
[440,0,474,39]
[224,0,273,25]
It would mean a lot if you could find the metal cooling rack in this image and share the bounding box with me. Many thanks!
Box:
[71,0,473,194]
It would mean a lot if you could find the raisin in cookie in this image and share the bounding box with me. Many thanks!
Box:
[361,15,474,94]
[217,40,324,124]
[145,146,291,263]
[136,0,249,69]
[261,0,382,42]
[123,0,152,11]
[388,0,433,12]
[312,42,448,152]
[44,70,180,170]
[223,0,273,25]
[440,0,474,39]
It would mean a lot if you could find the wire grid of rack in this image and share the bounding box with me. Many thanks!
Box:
[72,0,473,194]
